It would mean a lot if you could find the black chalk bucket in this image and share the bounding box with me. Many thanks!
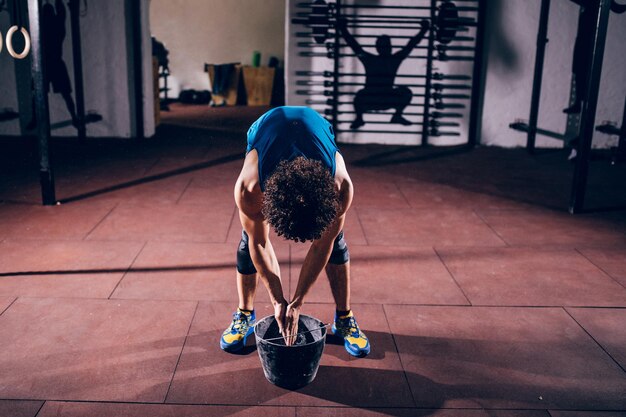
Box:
[254,314,326,389]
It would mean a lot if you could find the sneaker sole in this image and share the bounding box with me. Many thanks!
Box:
[220,325,255,352]
[332,323,370,357]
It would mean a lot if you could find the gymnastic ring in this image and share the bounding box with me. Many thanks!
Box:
[0,31,3,54]
[6,26,31,59]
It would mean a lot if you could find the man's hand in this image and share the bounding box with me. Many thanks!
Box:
[420,19,430,30]
[284,302,301,346]
[273,300,287,338]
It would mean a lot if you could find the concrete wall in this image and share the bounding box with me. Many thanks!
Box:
[149,0,286,98]
[286,0,626,148]
[0,0,154,138]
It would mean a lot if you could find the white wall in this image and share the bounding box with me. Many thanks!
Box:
[150,0,286,98]
[0,0,154,138]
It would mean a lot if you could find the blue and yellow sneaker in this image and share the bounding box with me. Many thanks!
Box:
[220,309,255,352]
[332,311,370,357]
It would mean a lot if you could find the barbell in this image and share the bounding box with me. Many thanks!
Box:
[292,0,469,45]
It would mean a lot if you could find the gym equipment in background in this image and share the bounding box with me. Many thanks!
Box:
[291,0,486,146]
[509,0,623,213]
[0,0,31,58]
[5,26,30,58]
[595,96,626,165]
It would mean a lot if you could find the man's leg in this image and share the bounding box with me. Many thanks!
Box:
[325,262,350,312]
[60,91,78,125]
[221,230,258,352]
[390,86,413,125]
[326,231,370,357]
[351,89,367,129]
[237,271,257,311]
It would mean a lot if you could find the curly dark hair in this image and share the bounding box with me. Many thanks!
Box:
[262,157,339,242]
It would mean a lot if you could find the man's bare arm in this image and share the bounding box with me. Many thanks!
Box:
[396,19,429,60]
[337,18,365,57]
[235,178,288,333]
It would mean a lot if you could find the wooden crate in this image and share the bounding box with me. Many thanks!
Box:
[242,66,276,106]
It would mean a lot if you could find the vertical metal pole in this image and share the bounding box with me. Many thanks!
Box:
[467,0,486,147]
[131,0,144,139]
[527,0,550,153]
[69,0,86,141]
[420,0,436,146]
[331,0,341,131]
[28,0,56,205]
[569,0,611,213]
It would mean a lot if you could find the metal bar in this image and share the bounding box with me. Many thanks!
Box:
[335,129,461,136]
[298,42,476,52]
[509,122,567,141]
[69,0,86,141]
[337,120,426,126]
[569,0,611,213]
[296,32,475,42]
[467,0,487,147]
[295,71,471,80]
[295,90,470,99]
[307,22,472,31]
[27,0,56,205]
[423,0,437,147]
[331,0,341,131]
[300,52,475,61]
[336,129,422,134]
[297,80,470,89]
[527,0,550,153]
[128,0,144,139]
[328,3,478,9]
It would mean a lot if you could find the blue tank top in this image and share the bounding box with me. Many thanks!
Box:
[246,106,338,191]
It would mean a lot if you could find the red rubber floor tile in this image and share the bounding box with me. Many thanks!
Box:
[0,240,144,298]
[0,200,117,240]
[187,160,243,187]
[566,308,626,371]
[167,302,413,408]
[477,209,626,247]
[437,247,626,307]
[399,180,533,210]
[111,241,276,303]
[0,400,44,417]
[0,297,196,402]
[0,297,16,315]
[38,401,295,417]
[177,182,237,206]
[385,305,626,410]
[577,247,626,288]
[79,176,194,205]
[297,407,550,417]
[87,203,234,243]
[289,245,469,305]
[351,181,410,209]
[357,208,506,247]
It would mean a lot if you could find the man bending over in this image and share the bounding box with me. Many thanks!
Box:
[220,106,370,357]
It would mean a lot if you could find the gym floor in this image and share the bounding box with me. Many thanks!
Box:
[0,103,625,416]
